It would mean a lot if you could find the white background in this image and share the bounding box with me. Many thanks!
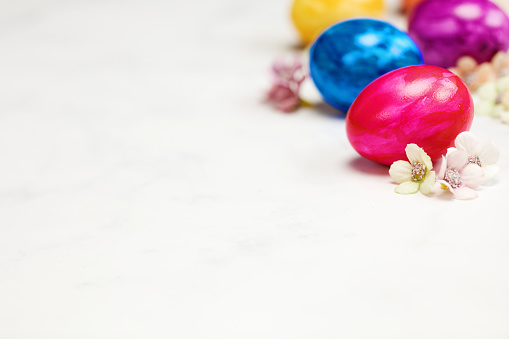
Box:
[0,0,508,338]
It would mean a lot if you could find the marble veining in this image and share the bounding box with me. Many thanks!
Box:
[0,0,508,338]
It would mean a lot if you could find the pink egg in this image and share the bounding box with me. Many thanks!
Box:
[346,65,474,165]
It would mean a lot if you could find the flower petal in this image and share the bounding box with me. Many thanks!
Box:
[405,144,423,164]
[482,165,499,184]
[389,161,412,184]
[405,144,433,170]
[421,149,433,171]
[451,186,478,200]
[455,131,479,155]
[276,96,300,112]
[395,181,420,194]
[267,84,293,101]
[437,155,447,180]
[430,181,444,195]
[446,148,469,170]
[420,171,436,195]
[476,139,500,165]
[438,180,452,192]
[501,111,509,124]
[461,164,484,189]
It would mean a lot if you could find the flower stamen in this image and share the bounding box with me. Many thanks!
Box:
[411,162,426,181]
[468,155,482,167]
[444,169,462,188]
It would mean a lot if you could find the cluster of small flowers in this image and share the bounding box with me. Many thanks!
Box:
[449,51,509,123]
[265,56,307,113]
[389,132,499,200]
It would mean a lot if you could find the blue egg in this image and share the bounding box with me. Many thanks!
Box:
[309,19,423,112]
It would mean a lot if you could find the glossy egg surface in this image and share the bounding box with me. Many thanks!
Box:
[291,0,385,45]
[346,65,474,165]
[310,19,423,113]
[409,0,509,68]
[402,0,423,13]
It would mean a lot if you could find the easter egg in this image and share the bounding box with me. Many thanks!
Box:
[291,0,385,45]
[346,65,474,165]
[309,19,423,112]
[408,0,509,68]
[402,0,423,13]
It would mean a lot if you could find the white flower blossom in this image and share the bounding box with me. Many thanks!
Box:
[389,144,435,195]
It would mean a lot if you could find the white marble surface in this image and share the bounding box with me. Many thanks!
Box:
[1,0,509,338]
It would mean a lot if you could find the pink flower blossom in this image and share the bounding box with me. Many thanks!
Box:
[454,131,500,184]
[266,57,306,113]
[437,148,484,200]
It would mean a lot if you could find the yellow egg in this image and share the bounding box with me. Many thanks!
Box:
[291,0,386,45]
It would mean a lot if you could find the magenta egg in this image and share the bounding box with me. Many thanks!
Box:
[346,65,474,165]
[408,0,509,68]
